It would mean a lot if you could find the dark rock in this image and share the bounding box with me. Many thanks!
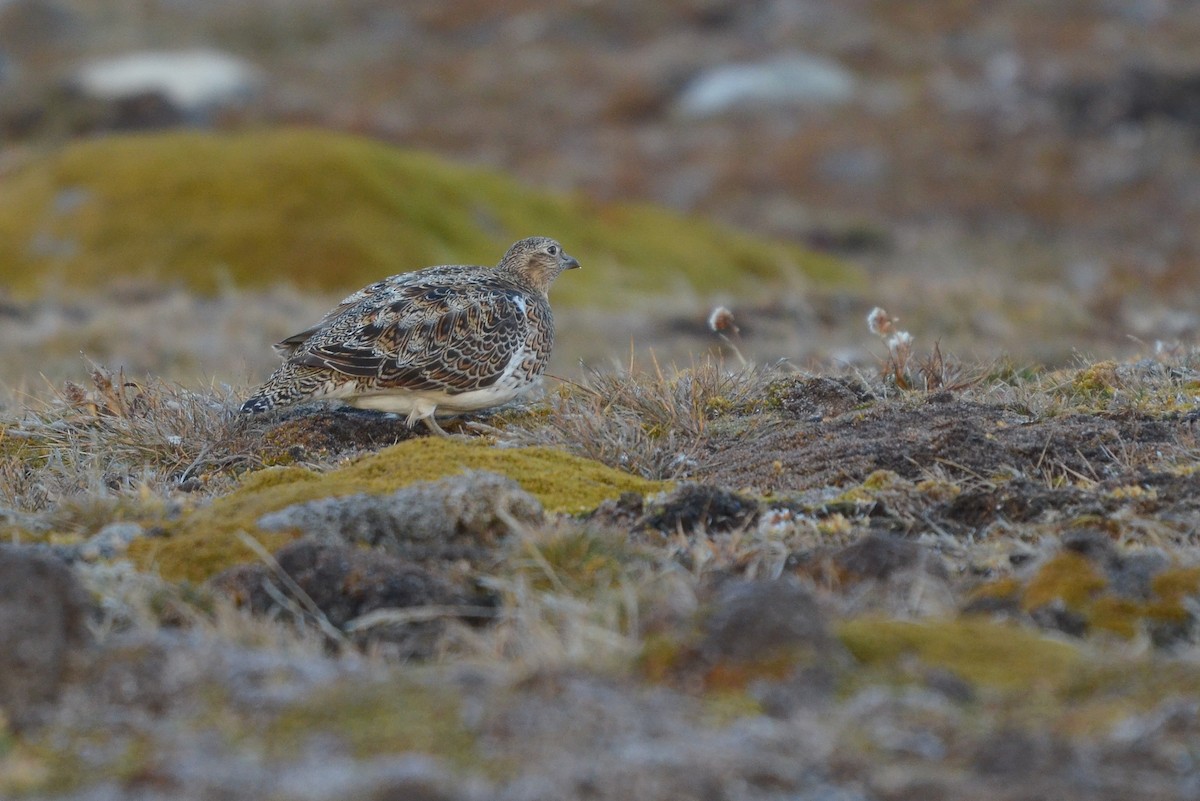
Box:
[211,538,472,658]
[941,489,999,527]
[222,403,419,469]
[1061,529,1119,565]
[0,544,90,728]
[642,483,758,535]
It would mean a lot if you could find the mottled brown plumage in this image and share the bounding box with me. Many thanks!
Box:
[241,237,580,432]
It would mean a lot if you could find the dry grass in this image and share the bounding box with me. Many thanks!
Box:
[502,356,780,480]
[0,367,247,543]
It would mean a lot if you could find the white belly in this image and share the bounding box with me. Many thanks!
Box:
[345,381,536,424]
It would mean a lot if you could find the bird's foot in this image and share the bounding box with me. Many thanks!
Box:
[420,416,477,441]
[461,420,506,437]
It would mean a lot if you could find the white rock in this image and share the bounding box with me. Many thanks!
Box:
[677,53,856,117]
[73,49,262,114]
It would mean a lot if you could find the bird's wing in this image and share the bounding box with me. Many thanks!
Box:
[291,277,530,393]
[272,280,392,358]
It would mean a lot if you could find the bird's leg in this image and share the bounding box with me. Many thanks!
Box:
[415,409,478,440]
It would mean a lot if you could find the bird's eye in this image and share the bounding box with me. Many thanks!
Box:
[547,245,559,255]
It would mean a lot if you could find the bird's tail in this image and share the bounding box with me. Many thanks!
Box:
[239,393,277,414]
[240,363,330,414]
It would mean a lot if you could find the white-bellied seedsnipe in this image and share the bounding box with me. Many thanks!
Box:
[241,237,580,435]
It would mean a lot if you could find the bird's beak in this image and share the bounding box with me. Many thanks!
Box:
[562,254,581,270]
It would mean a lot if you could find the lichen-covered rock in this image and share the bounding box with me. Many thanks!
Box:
[965,532,1199,645]
[257,470,544,563]
[0,544,91,728]
[127,437,667,583]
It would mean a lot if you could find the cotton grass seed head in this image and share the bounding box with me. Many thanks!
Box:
[866,306,894,336]
[708,306,739,336]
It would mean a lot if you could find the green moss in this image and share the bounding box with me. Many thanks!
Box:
[127,527,298,587]
[0,130,861,306]
[968,576,1021,603]
[265,681,482,770]
[1068,360,1119,401]
[1021,551,1107,612]
[1150,565,1200,605]
[838,617,1081,690]
[129,438,668,583]
[1144,566,1200,623]
[833,470,908,504]
[861,469,904,490]
[1088,595,1143,638]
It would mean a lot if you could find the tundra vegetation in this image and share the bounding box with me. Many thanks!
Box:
[1,132,1198,800]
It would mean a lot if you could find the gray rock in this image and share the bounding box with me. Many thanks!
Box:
[702,576,833,662]
[0,544,90,728]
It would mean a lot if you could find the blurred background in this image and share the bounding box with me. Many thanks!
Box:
[2,0,1200,394]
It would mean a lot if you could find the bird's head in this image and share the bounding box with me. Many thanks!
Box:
[497,236,580,294]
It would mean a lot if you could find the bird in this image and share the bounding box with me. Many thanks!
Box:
[240,236,580,435]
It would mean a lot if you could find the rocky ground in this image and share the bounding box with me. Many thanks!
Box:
[2,352,1199,800]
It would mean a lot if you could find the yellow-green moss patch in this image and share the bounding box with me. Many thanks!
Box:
[967,576,1020,604]
[334,437,667,513]
[1069,360,1120,400]
[837,617,1082,691]
[129,438,667,583]
[1145,565,1200,623]
[264,681,482,769]
[0,129,860,306]
[1021,551,1107,612]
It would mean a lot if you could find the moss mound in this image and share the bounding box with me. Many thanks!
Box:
[128,437,668,583]
[0,129,857,305]
[837,617,1082,690]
